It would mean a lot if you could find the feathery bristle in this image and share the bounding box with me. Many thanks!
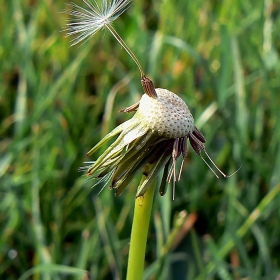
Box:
[66,0,132,46]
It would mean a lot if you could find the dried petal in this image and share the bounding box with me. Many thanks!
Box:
[193,126,206,143]
[189,133,205,155]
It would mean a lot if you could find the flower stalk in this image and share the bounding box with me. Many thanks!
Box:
[126,165,156,280]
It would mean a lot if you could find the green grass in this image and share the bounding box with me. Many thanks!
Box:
[1,0,280,279]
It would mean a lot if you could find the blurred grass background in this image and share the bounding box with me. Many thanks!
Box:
[1,0,280,279]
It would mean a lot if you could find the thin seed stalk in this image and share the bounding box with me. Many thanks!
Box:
[106,24,145,77]
[126,164,156,280]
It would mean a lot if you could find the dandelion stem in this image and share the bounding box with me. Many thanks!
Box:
[106,24,145,77]
[126,164,156,280]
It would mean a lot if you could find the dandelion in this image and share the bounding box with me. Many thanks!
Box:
[67,0,237,199]
[66,1,240,279]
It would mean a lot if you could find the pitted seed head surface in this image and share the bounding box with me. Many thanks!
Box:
[137,88,194,138]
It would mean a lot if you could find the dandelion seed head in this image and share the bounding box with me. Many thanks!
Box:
[137,88,195,138]
[66,0,132,46]
[82,88,237,197]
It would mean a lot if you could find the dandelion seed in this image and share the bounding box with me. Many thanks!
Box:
[66,0,157,98]
[66,0,132,46]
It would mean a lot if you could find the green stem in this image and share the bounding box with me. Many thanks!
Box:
[126,165,156,280]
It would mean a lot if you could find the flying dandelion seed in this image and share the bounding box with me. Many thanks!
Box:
[66,0,132,46]
[67,0,239,198]
[66,0,157,97]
